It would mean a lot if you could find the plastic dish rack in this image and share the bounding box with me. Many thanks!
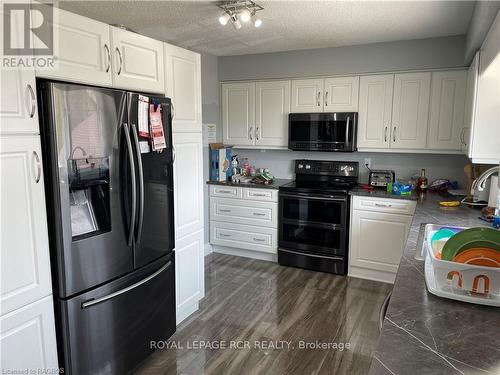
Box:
[423,224,500,307]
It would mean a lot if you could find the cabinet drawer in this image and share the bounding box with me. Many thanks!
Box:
[210,198,277,227]
[242,188,278,202]
[210,222,277,254]
[352,196,416,215]
[209,185,242,199]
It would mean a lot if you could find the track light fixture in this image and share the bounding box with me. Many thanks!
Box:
[217,1,264,30]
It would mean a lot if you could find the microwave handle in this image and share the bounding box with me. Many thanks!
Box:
[345,116,350,142]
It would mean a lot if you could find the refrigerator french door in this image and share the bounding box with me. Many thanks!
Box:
[38,81,175,375]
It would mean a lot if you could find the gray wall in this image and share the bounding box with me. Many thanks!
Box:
[464,1,500,63]
[218,36,466,81]
[200,52,219,245]
[233,149,469,188]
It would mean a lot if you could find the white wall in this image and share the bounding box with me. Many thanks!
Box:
[233,149,469,188]
[218,36,466,81]
[200,52,219,244]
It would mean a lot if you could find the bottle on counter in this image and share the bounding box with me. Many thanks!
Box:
[416,169,428,193]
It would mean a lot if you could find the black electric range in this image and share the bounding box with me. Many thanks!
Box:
[278,160,359,275]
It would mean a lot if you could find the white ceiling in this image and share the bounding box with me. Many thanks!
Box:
[58,1,475,56]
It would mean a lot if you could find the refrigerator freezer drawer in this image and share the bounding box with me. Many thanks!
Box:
[58,254,175,375]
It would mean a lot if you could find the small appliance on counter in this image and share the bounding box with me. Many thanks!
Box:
[368,169,395,188]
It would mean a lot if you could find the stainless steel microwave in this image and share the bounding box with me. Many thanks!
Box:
[288,112,357,152]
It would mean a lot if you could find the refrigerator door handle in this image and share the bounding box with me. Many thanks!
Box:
[123,123,137,247]
[131,124,144,243]
[81,261,172,309]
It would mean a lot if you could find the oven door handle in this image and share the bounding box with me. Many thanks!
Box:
[279,248,344,261]
[280,193,347,202]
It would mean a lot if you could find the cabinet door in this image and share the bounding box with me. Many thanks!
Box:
[222,82,255,146]
[175,229,204,324]
[1,136,52,315]
[173,133,204,240]
[34,6,112,87]
[324,76,359,111]
[428,70,467,150]
[165,44,202,133]
[463,52,479,155]
[350,210,412,273]
[0,296,58,370]
[391,72,431,149]
[111,27,165,93]
[255,81,290,147]
[358,75,394,149]
[0,4,38,134]
[291,79,323,113]
[471,12,500,164]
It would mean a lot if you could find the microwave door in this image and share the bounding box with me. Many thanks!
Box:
[127,94,174,268]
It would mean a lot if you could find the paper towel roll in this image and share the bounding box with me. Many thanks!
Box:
[488,175,499,208]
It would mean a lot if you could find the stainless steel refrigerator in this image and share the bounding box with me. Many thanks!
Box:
[37,81,175,374]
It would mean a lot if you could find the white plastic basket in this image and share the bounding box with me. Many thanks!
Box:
[424,227,500,307]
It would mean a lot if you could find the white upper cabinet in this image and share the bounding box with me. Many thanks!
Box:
[165,44,202,133]
[222,82,255,146]
[1,136,52,316]
[255,81,290,147]
[470,11,500,164]
[463,51,479,155]
[111,27,165,94]
[358,74,394,149]
[324,76,359,112]
[0,4,38,134]
[34,7,112,87]
[391,72,431,149]
[291,79,324,113]
[428,70,467,150]
[172,133,204,240]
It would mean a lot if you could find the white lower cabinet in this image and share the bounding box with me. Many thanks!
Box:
[349,196,415,283]
[209,185,278,258]
[0,296,58,371]
[175,229,204,325]
[1,136,52,315]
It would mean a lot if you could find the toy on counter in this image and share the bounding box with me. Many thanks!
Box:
[388,181,412,195]
[231,155,239,176]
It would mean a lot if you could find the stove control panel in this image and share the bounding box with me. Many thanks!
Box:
[294,160,359,177]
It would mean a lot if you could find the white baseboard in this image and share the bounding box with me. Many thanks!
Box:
[212,244,277,262]
[348,265,395,284]
[204,242,213,256]
[176,302,199,326]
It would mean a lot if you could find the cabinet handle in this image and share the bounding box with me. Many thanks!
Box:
[324,91,328,106]
[115,47,122,75]
[463,127,468,146]
[104,44,111,72]
[219,233,231,238]
[219,209,231,213]
[460,128,465,145]
[32,151,41,183]
[317,91,321,107]
[249,126,253,140]
[27,84,36,118]
[252,212,266,216]
[393,126,396,143]
[384,126,388,142]
[253,238,266,242]
[251,193,267,197]
[256,126,260,141]
[375,203,393,208]
[217,190,233,194]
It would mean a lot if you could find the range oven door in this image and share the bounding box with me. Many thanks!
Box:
[279,192,347,256]
[288,112,357,151]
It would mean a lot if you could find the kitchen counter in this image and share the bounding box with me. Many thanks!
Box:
[349,186,419,201]
[206,178,293,190]
[369,192,499,375]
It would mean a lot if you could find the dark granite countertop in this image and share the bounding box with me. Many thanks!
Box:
[349,186,419,201]
[206,178,293,190]
[369,192,499,375]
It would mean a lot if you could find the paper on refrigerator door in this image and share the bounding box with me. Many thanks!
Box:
[138,95,149,138]
[150,103,166,151]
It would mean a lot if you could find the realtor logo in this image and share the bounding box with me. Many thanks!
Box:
[3,3,53,55]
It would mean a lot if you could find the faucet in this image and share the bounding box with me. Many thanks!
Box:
[471,166,499,193]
